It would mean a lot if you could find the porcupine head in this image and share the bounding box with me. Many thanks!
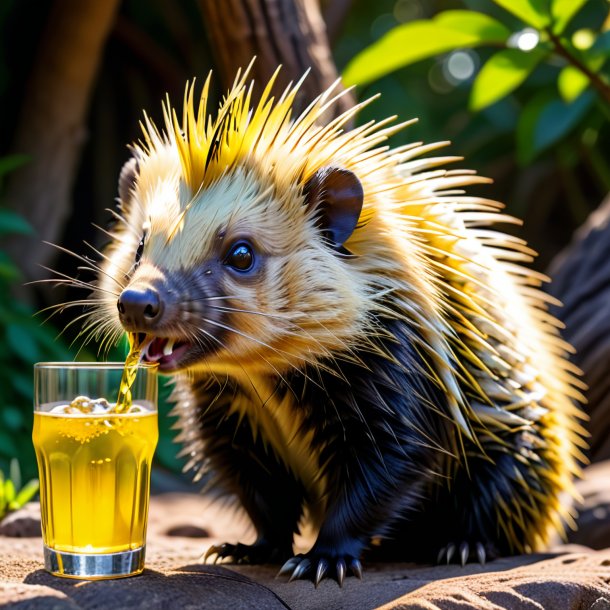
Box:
[89,65,586,583]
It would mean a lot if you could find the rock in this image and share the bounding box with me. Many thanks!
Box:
[569,460,610,550]
[165,525,210,538]
[375,553,610,610]
[0,503,41,538]
[0,583,81,609]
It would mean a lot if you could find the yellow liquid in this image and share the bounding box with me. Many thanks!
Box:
[33,409,158,554]
[115,333,143,413]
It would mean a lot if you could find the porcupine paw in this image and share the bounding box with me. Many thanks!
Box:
[278,552,363,587]
[204,539,289,565]
[436,540,497,566]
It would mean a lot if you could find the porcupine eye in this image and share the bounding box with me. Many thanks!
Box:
[224,241,255,272]
[134,237,145,268]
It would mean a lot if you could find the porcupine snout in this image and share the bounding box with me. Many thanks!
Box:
[117,284,163,331]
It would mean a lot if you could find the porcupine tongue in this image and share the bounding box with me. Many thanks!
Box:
[144,337,172,362]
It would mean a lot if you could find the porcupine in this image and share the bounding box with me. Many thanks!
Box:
[87,66,586,585]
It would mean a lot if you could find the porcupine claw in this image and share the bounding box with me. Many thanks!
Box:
[459,542,469,567]
[336,558,346,587]
[205,540,283,565]
[279,553,362,585]
[314,558,329,587]
[278,555,302,577]
[350,558,363,580]
[289,557,312,582]
[476,542,486,565]
[437,541,490,565]
[445,543,456,564]
[203,545,218,563]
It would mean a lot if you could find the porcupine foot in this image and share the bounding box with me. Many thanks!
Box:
[278,551,363,587]
[204,538,291,565]
[436,540,499,566]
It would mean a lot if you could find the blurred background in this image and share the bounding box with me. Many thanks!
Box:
[0,0,608,493]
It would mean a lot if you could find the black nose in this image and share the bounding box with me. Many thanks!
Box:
[117,286,162,326]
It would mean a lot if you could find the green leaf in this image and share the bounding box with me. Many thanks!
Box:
[9,458,21,492]
[434,10,512,40]
[558,65,589,102]
[470,48,546,111]
[3,479,15,504]
[14,479,39,507]
[343,11,510,87]
[517,90,594,163]
[0,209,33,236]
[0,155,29,178]
[491,0,551,28]
[0,471,5,518]
[0,251,20,282]
[534,91,594,152]
[551,0,588,34]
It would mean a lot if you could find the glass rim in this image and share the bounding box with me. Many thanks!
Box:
[34,362,158,371]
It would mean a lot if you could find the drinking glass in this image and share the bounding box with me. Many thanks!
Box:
[33,362,158,579]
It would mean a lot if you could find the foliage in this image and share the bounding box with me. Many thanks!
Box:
[0,459,39,521]
[343,0,609,164]
[0,155,75,480]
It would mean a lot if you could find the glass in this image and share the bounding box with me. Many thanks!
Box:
[33,362,158,579]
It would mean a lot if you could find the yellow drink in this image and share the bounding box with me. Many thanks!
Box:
[33,408,158,555]
[115,332,144,413]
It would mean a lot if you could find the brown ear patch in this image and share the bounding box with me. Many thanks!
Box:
[303,167,364,250]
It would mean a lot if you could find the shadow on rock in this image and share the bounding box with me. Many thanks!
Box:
[23,566,291,610]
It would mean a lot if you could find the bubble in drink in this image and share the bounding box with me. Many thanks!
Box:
[49,396,114,415]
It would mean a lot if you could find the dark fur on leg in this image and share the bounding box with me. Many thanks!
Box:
[191,378,306,564]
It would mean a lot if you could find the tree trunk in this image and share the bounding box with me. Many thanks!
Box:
[197,0,355,121]
[548,194,610,462]
[5,0,121,284]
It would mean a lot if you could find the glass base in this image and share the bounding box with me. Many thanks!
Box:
[43,545,145,579]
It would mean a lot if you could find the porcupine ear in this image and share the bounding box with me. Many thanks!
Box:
[117,157,140,212]
[304,167,364,252]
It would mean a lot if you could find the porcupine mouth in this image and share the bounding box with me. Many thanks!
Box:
[141,336,192,371]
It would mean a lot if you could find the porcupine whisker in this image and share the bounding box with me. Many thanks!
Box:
[196,295,360,375]
[61,310,111,343]
[43,241,124,289]
[194,320,305,401]
[207,305,318,341]
[193,324,271,409]
[189,296,363,365]
[204,303,350,379]
[67,318,113,359]
[82,239,124,271]
[84,320,123,359]
[34,267,121,299]
[202,317,326,375]
[37,299,108,326]
[38,298,108,315]
[193,309,326,398]
[105,208,141,239]
[91,222,117,241]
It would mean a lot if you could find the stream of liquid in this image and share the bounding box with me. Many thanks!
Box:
[114,332,144,413]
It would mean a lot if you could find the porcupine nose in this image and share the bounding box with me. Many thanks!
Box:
[117,286,162,328]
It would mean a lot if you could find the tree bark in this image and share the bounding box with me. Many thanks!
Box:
[197,0,355,121]
[548,194,610,462]
[5,0,121,283]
